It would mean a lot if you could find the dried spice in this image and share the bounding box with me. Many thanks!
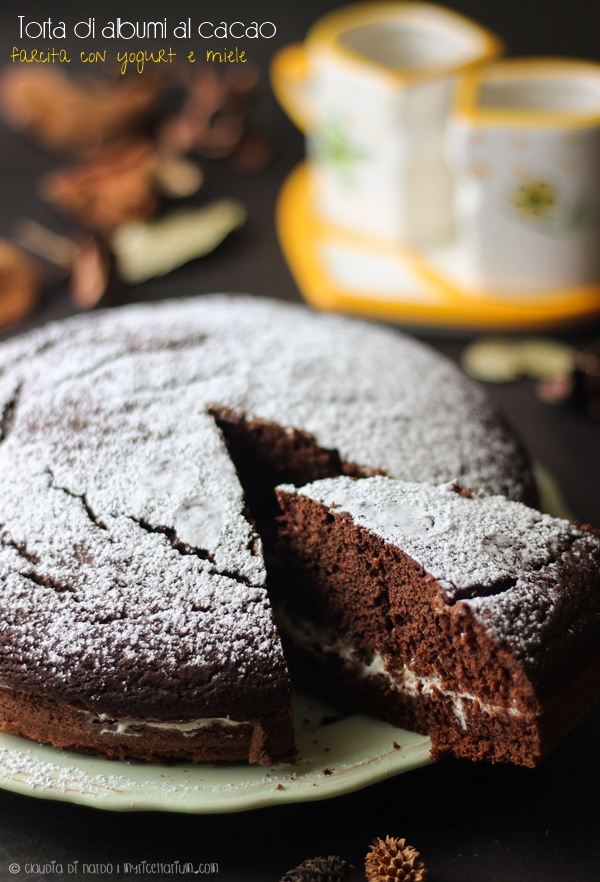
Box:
[14,221,117,310]
[517,338,576,380]
[365,837,427,882]
[69,236,119,309]
[13,198,244,308]
[14,219,77,270]
[159,65,266,162]
[230,128,275,174]
[280,855,353,882]
[461,337,522,382]
[0,240,41,328]
[535,342,600,418]
[534,375,575,406]
[112,200,246,283]
[462,335,600,419]
[40,140,158,232]
[0,67,161,155]
[154,152,203,199]
[575,343,600,419]
[461,336,576,383]
[0,62,271,315]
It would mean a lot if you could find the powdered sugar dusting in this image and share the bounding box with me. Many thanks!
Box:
[0,295,533,721]
[0,295,530,498]
[289,476,576,600]
[0,747,129,797]
[288,475,600,670]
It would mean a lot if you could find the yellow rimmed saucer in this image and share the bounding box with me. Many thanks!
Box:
[276,162,600,330]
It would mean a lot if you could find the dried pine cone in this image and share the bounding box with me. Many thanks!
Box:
[365,837,426,882]
[280,854,353,882]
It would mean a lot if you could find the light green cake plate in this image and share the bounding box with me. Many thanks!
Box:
[0,463,571,812]
[0,693,431,813]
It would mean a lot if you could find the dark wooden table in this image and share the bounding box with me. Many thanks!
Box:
[0,2,599,880]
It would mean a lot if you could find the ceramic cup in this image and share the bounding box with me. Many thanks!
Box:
[272,2,501,247]
[446,59,600,293]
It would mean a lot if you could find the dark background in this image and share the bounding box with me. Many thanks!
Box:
[1,2,600,880]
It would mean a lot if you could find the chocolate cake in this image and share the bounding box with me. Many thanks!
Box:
[0,295,538,765]
[276,477,600,767]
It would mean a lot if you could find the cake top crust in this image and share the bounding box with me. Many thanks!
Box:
[0,295,535,718]
[284,475,579,601]
[0,295,532,498]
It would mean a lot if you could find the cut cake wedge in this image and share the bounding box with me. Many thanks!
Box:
[275,476,600,767]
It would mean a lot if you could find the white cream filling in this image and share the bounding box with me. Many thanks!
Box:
[279,610,524,731]
[0,680,252,738]
[83,712,250,738]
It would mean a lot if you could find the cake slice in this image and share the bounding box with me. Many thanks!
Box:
[275,476,600,767]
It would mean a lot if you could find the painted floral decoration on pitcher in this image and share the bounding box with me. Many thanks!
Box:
[513,180,557,220]
[312,118,366,184]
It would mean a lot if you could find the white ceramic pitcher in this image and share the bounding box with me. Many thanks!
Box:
[447,58,600,292]
[272,2,501,248]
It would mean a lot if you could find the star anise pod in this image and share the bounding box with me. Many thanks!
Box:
[280,854,353,882]
[365,837,427,881]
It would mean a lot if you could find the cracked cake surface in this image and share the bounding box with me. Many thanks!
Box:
[0,294,539,764]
